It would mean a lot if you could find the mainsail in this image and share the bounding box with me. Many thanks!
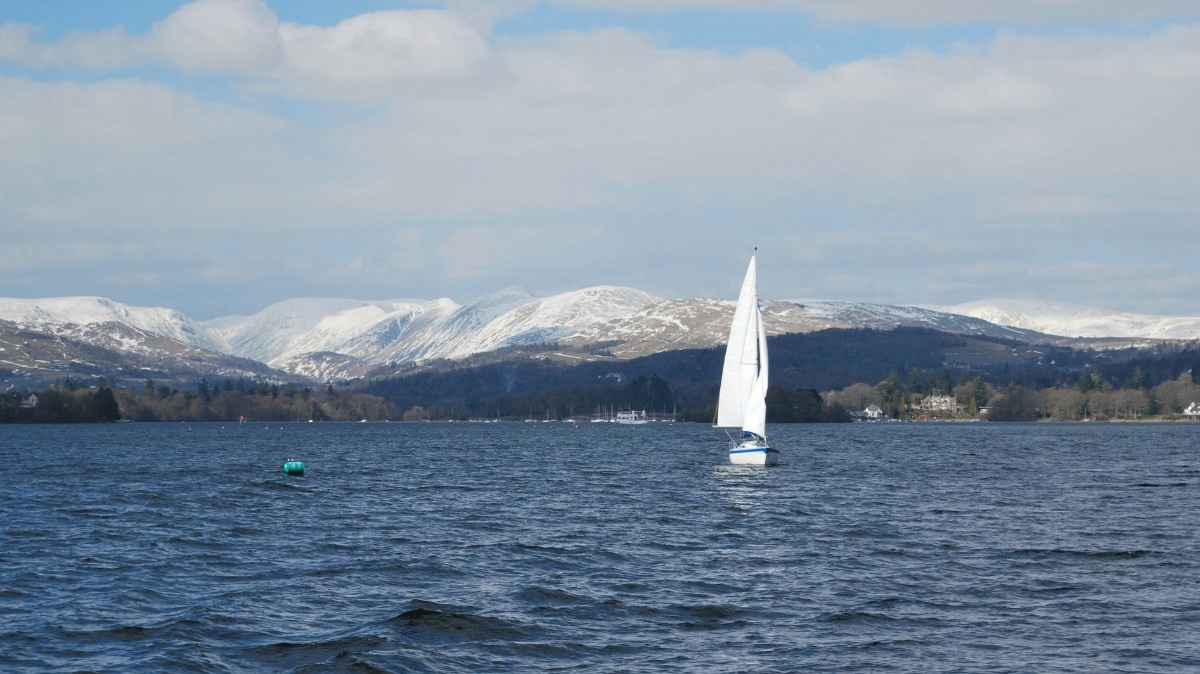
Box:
[716,251,768,438]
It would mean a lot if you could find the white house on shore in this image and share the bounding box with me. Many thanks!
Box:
[920,395,958,413]
[1185,402,1200,418]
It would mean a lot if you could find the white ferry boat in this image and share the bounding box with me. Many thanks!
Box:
[614,409,648,425]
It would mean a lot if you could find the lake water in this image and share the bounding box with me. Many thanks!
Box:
[1,421,1197,673]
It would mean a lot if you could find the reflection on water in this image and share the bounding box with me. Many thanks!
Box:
[712,464,775,512]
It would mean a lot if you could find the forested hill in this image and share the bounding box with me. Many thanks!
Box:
[9,327,1194,423]
[360,327,1197,421]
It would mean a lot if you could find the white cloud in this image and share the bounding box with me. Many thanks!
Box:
[153,0,282,73]
[0,0,490,89]
[279,10,489,83]
[552,0,1200,27]
[0,75,313,242]
[0,22,150,70]
[930,71,1054,114]
[2,4,1199,314]
[977,195,1142,219]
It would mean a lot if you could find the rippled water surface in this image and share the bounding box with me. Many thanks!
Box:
[2,421,1198,672]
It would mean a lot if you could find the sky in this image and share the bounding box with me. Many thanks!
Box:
[2,1,1198,320]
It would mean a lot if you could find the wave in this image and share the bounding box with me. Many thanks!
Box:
[820,610,897,623]
[386,601,531,642]
[667,602,750,630]
[1013,548,1152,560]
[515,585,584,604]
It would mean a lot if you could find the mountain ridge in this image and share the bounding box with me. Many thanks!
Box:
[928,298,1200,340]
[3,291,1197,387]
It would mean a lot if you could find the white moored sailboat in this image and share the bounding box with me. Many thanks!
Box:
[716,250,779,466]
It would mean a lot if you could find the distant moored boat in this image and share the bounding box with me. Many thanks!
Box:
[614,409,648,425]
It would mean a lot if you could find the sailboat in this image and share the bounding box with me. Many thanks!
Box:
[716,249,779,466]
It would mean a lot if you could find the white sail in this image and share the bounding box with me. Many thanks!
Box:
[742,302,768,438]
[716,253,765,432]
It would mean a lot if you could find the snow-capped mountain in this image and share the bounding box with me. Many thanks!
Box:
[0,317,288,390]
[0,288,662,382]
[202,297,439,365]
[931,299,1200,340]
[202,297,427,364]
[436,286,662,359]
[196,286,662,378]
[564,299,1043,358]
[0,296,281,389]
[4,290,1197,387]
[0,296,220,350]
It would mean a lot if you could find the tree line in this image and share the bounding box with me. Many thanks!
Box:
[2,373,847,424]
[982,370,1198,422]
[1,385,121,423]
[822,368,1198,422]
[1,377,399,423]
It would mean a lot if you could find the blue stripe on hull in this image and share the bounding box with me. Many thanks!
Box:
[729,447,779,455]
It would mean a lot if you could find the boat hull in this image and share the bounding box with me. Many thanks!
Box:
[615,410,648,424]
[728,442,780,466]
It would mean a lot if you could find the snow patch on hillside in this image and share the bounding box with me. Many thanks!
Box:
[193,286,661,377]
[930,299,1200,340]
[202,297,432,362]
[0,296,219,349]
[438,286,661,359]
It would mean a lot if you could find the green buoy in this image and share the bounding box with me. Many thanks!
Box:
[283,460,305,476]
